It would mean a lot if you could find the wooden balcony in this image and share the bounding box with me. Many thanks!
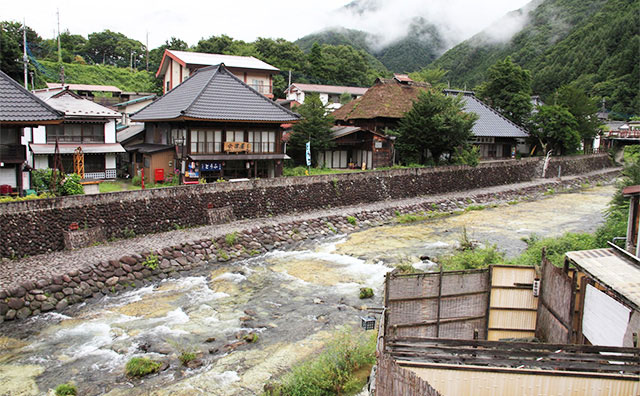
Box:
[0,144,26,163]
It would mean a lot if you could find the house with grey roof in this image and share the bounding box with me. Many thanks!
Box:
[0,69,62,194]
[131,63,299,181]
[30,88,124,180]
[156,49,279,98]
[444,90,530,159]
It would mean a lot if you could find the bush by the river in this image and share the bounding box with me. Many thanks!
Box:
[264,329,376,396]
[54,383,77,396]
[125,357,162,377]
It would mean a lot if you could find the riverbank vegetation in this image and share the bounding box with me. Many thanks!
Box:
[439,146,639,270]
[264,329,376,396]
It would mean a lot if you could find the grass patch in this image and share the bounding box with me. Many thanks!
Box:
[346,216,357,226]
[395,263,419,274]
[359,287,374,299]
[54,383,77,396]
[125,357,162,377]
[264,329,376,396]
[441,245,505,270]
[543,188,555,196]
[217,249,230,260]
[283,166,359,177]
[141,254,159,270]
[225,232,237,246]
[465,204,485,211]
[509,233,598,267]
[178,351,197,366]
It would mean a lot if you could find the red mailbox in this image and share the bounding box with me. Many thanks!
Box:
[154,168,165,183]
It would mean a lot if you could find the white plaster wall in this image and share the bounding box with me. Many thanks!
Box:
[32,125,46,144]
[34,155,48,170]
[104,120,116,143]
[106,154,116,169]
[0,167,16,187]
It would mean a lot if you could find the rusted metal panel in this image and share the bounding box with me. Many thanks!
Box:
[404,365,639,396]
[536,257,575,343]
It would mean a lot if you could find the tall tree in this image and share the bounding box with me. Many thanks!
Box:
[396,91,478,165]
[530,105,581,155]
[0,21,44,82]
[288,93,335,166]
[477,57,532,127]
[556,85,600,143]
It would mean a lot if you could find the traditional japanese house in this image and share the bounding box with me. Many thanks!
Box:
[30,88,124,180]
[318,125,393,169]
[332,75,430,132]
[156,50,279,97]
[131,64,299,181]
[0,70,62,194]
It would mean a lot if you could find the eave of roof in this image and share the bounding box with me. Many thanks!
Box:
[0,69,63,123]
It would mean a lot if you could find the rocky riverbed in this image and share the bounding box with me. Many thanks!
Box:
[0,184,615,395]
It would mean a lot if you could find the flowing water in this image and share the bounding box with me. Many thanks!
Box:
[0,186,614,396]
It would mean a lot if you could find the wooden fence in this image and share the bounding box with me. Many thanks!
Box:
[536,256,576,343]
[376,353,442,396]
[488,265,538,340]
[384,269,490,340]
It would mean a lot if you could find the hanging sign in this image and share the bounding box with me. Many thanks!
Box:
[305,141,311,166]
[200,162,222,172]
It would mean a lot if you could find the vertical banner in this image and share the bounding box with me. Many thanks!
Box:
[305,141,311,167]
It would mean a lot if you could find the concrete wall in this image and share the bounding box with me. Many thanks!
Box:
[0,154,612,259]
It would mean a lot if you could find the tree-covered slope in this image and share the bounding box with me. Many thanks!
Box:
[296,17,447,73]
[430,0,639,114]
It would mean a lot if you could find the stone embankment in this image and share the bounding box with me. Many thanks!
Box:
[0,169,619,323]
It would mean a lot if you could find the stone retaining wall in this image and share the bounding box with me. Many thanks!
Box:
[0,154,611,259]
[0,170,618,323]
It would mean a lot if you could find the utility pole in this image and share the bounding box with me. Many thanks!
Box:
[56,9,61,63]
[288,70,292,87]
[23,19,28,89]
[146,31,149,71]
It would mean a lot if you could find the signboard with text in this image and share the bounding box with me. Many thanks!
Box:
[224,142,252,153]
[200,162,222,172]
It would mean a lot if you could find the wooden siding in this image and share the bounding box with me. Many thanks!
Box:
[488,265,538,340]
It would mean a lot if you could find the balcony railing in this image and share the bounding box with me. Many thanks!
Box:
[250,84,272,96]
[0,144,26,162]
[607,130,640,139]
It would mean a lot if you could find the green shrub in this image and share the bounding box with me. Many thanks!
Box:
[441,245,505,270]
[453,146,480,167]
[359,287,374,299]
[178,351,197,366]
[122,227,136,239]
[509,233,598,267]
[31,168,53,193]
[264,329,376,396]
[131,175,142,186]
[243,333,259,343]
[60,173,84,196]
[225,232,237,246]
[54,383,77,396]
[0,192,55,204]
[346,216,357,226]
[125,357,162,377]
[142,254,159,270]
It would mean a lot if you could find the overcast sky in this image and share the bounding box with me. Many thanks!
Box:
[3,0,532,49]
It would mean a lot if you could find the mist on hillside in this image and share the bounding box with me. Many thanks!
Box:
[320,0,535,51]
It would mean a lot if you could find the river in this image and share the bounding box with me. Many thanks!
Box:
[0,186,614,396]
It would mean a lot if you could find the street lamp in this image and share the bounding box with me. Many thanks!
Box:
[174,136,185,185]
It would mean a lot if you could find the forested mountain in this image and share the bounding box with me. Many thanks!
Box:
[430,0,639,115]
[296,17,447,73]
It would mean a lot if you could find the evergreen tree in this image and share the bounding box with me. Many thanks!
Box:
[396,91,477,165]
[476,57,532,127]
[556,85,600,143]
[288,93,335,166]
[530,105,581,155]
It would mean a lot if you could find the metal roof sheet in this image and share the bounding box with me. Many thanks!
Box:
[0,70,62,123]
[45,83,122,93]
[132,65,300,123]
[445,90,529,138]
[287,83,368,96]
[566,248,640,310]
[30,143,126,154]
[117,124,145,143]
[167,50,279,71]
[114,95,156,107]
[34,90,121,118]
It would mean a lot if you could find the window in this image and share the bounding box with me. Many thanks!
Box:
[249,131,276,153]
[166,80,170,92]
[251,79,264,94]
[226,130,244,143]
[170,128,186,145]
[0,127,20,144]
[190,129,222,153]
[49,154,105,172]
[46,123,104,143]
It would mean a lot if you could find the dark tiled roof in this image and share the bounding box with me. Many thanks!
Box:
[0,70,62,123]
[132,64,299,123]
[332,78,430,121]
[445,90,529,138]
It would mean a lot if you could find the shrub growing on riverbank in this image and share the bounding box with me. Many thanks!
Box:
[264,329,376,396]
[54,383,77,396]
[125,357,161,377]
